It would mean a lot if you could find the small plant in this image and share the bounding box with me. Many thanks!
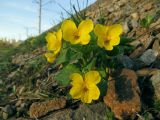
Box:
[44,17,134,103]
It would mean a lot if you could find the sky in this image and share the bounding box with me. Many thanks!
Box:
[0,0,96,41]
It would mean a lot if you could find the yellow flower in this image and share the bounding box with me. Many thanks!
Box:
[69,71,101,103]
[94,24,123,50]
[61,19,94,45]
[45,29,62,63]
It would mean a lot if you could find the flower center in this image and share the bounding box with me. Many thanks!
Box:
[83,83,89,92]
[73,31,80,40]
[104,39,110,45]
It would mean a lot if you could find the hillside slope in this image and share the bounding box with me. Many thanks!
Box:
[0,0,160,119]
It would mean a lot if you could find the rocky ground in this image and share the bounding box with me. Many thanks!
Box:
[0,0,160,119]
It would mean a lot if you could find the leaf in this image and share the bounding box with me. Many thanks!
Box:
[54,64,80,86]
[120,37,135,45]
[106,108,114,120]
[98,79,107,97]
[83,57,96,71]
[140,15,154,28]
[56,48,68,65]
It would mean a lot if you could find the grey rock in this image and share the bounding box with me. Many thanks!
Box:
[72,102,107,120]
[118,55,134,69]
[139,49,158,66]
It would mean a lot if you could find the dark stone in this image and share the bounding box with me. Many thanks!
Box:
[115,75,134,102]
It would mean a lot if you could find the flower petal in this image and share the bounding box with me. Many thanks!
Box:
[88,83,100,100]
[69,73,84,99]
[79,34,91,45]
[70,73,83,85]
[94,24,108,38]
[78,19,93,35]
[70,85,83,99]
[107,24,123,37]
[46,33,61,51]
[45,52,56,63]
[85,71,101,84]
[81,91,92,103]
[56,29,62,42]
[110,36,120,46]
[61,20,77,42]
[97,37,104,48]
[104,42,113,51]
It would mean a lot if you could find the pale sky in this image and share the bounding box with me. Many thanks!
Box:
[0,0,96,40]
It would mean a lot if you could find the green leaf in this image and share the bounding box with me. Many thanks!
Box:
[106,108,114,120]
[98,79,107,97]
[54,64,80,86]
[140,15,154,28]
[56,48,68,65]
[83,57,96,72]
[120,37,135,45]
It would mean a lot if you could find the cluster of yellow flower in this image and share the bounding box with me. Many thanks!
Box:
[45,19,123,103]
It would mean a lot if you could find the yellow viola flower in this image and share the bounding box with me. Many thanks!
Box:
[94,24,123,50]
[45,29,62,63]
[61,19,94,45]
[69,71,101,103]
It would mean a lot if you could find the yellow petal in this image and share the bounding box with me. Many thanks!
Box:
[70,85,83,99]
[70,73,83,85]
[46,32,61,51]
[88,84,100,100]
[104,42,113,51]
[78,19,93,35]
[81,91,92,103]
[107,24,123,37]
[56,29,62,42]
[79,34,91,45]
[69,37,81,45]
[110,36,120,46]
[61,20,77,42]
[94,24,108,38]
[85,71,101,84]
[45,53,56,63]
[69,73,84,99]
[97,37,104,48]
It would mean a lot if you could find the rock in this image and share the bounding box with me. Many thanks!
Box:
[143,2,153,11]
[117,55,134,69]
[136,69,160,77]
[41,109,72,120]
[2,105,16,119]
[72,102,107,120]
[29,97,66,119]
[131,12,139,21]
[152,39,160,55]
[130,46,146,58]
[122,21,130,33]
[117,0,128,7]
[104,69,141,119]
[2,112,8,120]
[139,34,154,50]
[150,71,160,100]
[139,49,158,66]
[131,19,138,28]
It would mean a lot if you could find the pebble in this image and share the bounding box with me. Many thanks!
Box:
[150,71,160,100]
[122,21,130,33]
[139,49,158,66]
